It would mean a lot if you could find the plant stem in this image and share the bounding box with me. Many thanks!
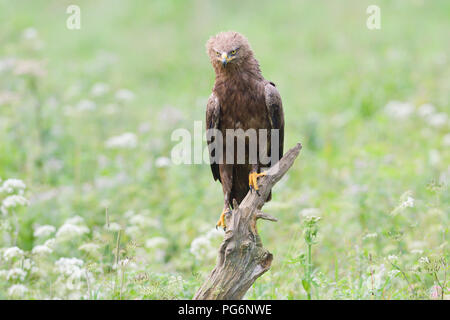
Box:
[12,211,19,246]
[85,269,92,300]
[307,243,312,300]
[120,266,125,299]
[114,230,121,293]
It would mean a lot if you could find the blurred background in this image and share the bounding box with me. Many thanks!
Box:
[0,0,448,299]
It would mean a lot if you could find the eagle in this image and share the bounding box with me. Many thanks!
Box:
[205,31,285,229]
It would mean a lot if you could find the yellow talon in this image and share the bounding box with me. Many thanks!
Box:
[248,171,267,192]
[216,209,227,229]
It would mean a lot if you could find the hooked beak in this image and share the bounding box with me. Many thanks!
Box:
[221,52,228,67]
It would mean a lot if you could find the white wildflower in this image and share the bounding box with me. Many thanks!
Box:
[3,246,24,261]
[169,275,183,285]
[158,106,184,126]
[409,240,426,252]
[138,122,151,133]
[384,101,414,119]
[403,197,414,208]
[8,284,28,297]
[190,228,223,260]
[91,82,109,96]
[190,236,211,260]
[345,184,368,196]
[129,215,146,226]
[429,149,441,166]
[419,257,430,264]
[33,225,56,238]
[205,228,223,239]
[64,215,85,225]
[392,195,415,213]
[388,270,400,278]
[78,243,100,254]
[7,268,27,281]
[115,89,135,102]
[1,195,29,214]
[0,91,20,106]
[168,274,184,293]
[129,214,158,228]
[32,245,53,255]
[13,59,46,77]
[95,173,128,189]
[155,156,171,168]
[439,169,450,186]
[56,223,89,240]
[22,258,34,271]
[124,225,140,236]
[387,255,398,263]
[433,52,447,65]
[363,233,378,240]
[44,158,64,172]
[299,208,321,218]
[104,103,118,115]
[76,99,96,111]
[145,237,169,249]
[118,258,130,267]
[426,112,448,128]
[105,132,138,149]
[0,179,26,194]
[55,257,84,278]
[417,103,435,117]
[44,238,56,248]
[0,57,16,73]
[105,222,122,232]
[22,27,38,40]
[443,134,450,147]
[391,191,415,215]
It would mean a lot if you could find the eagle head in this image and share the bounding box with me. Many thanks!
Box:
[206,31,254,69]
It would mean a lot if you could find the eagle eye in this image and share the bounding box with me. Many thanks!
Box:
[230,49,237,55]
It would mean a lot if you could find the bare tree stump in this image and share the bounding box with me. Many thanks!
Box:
[193,143,302,300]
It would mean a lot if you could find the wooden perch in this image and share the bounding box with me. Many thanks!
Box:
[193,143,302,300]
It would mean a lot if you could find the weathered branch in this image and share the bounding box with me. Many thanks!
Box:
[193,142,302,300]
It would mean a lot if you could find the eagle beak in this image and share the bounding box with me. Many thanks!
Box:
[221,52,228,67]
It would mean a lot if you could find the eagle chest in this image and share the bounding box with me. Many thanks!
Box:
[214,81,271,166]
[216,83,269,131]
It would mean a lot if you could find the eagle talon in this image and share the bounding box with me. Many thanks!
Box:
[216,209,230,230]
[248,171,267,194]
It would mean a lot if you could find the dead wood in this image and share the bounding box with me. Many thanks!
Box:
[193,142,302,300]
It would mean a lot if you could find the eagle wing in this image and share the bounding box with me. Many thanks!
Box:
[264,81,285,166]
[206,92,221,182]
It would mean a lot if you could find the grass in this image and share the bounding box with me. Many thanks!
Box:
[0,0,448,299]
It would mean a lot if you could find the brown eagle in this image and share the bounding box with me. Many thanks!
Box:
[205,31,285,229]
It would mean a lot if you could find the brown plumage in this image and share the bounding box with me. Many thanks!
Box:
[205,31,284,228]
